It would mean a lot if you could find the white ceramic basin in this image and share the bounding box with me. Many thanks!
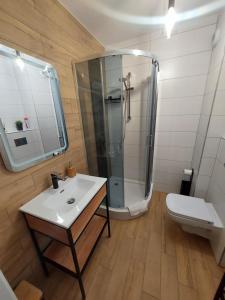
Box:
[44,177,95,213]
[20,174,107,228]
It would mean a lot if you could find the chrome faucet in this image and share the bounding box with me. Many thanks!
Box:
[51,173,65,189]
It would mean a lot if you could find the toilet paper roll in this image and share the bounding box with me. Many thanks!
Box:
[184,169,193,176]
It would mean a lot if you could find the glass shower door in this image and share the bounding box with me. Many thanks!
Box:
[76,55,124,209]
[145,62,158,197]
[101,55,124,208]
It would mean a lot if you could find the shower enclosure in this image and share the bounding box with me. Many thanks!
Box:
[75,50,159,218]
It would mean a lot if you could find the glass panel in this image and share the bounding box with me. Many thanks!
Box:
[102,55,124,208]
[145,63,158,197]
[76,52,158,207]
[122,54,153,201]
[76,55,124,208]
[0,43,68,172]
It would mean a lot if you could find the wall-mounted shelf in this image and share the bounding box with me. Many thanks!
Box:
[5,129,33,134]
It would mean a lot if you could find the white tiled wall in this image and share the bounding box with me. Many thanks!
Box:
[108,15,217,192]
[155,22,218,192]
[193,11,225,198]
[122,55,151,182]
[207,137,225,265]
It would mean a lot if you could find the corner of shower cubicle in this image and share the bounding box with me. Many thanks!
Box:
[74,49,159,219]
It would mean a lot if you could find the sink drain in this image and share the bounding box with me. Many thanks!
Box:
[67,198,76,204]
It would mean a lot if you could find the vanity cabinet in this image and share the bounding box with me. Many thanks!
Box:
[22,183,110,299]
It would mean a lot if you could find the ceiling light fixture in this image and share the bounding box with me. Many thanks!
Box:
[165,0,177,39]
[15,50,24,70]
[83,0,225,27]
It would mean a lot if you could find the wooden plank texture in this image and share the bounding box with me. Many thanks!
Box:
[71,184,106,242]
[14,280,43,300]
[25,214,69,245]
[0,0,104,288]
[43,215,106,272]
[39,191,225,300]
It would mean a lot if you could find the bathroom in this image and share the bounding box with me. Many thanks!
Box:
[1,0,225,299]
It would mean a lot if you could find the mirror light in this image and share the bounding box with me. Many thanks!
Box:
[165,0,177,39]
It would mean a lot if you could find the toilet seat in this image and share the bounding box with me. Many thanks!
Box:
[166,193,223,229]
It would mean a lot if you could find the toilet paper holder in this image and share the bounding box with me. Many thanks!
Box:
[184,169,193,176]
[180,169,194,196]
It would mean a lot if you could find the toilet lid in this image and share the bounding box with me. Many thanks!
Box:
[166,194,214,224]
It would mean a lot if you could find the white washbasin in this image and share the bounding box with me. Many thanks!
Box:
[44,177,95,212]
[20,174,107,228]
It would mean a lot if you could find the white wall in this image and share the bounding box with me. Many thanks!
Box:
[193,12,225,198]
[107,15,217,192]
[193,24,225,258]
[123,55,152,182]
[207,137,225,265]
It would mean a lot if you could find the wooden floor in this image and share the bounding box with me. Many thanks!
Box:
[42,192,224,300]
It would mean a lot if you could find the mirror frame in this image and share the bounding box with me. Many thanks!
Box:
[0,44,68,172]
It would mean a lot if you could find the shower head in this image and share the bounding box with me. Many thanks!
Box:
[123,78,128,90]
[122,72,132,90]
[123,72,131,81]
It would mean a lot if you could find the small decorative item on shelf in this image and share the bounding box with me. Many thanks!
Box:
[24,115,30,129]
[66,161,76,178]
[15,120,23,131]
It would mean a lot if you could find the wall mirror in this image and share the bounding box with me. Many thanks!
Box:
[0,43,68,172]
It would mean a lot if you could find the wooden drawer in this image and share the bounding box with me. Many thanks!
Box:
[71,183,106,242]
[25,183,107,245]
[25,214,69,245]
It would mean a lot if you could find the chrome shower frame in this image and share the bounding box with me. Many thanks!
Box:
[77,48,158,63]
[74,49,159,216]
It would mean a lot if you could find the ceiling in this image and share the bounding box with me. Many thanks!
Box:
[59,0,223,46]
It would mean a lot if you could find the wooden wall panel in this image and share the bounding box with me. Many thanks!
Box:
[0,0,104,288]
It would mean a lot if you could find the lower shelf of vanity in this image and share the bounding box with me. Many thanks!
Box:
[43,215,107,274]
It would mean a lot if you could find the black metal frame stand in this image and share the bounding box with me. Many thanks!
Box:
[24,186,111,300]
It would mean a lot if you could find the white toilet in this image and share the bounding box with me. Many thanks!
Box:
[166,193,224,239]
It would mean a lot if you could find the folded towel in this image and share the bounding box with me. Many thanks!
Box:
[127,200,148,216]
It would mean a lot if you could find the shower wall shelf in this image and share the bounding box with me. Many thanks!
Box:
[5,129,33,134]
